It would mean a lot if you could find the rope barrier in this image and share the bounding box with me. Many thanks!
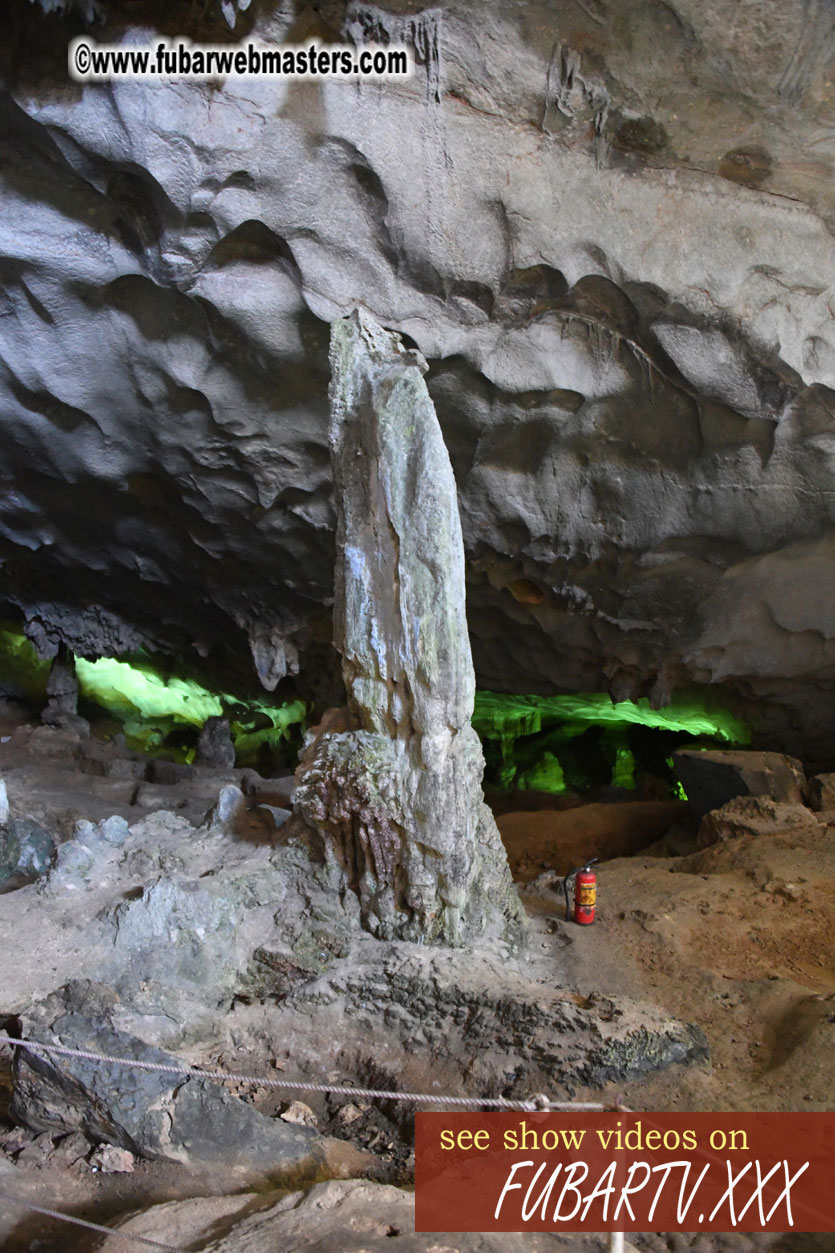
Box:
[0,1188,184,1251]
[0,1035,616,1112]
[0,1032,628,1250]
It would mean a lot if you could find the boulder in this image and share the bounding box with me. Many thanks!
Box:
[0,816,55,890]
[674,749,806,818]
[497,801,686,883]
[206,783,247,830]
[90,1144,135,1173]
[804,773,835,814]
[254,803,292,830]
[26,726,86,760]
[79,742,148,781]
[247,773,297,809]
[44,815,133,892]
[11,981,324,1176]
[146,759,262,790]
[83,815,130,847]
[697,796,823,848]
[279,1101,318,1128]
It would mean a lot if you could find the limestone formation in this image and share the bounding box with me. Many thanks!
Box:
[12,981,324,1173]
[41,646,85,735]
[805,772,835,814]
[696,796,824,849]
[100,1179,616,1252]
[196,715,236,770]
[0,816,55,891]
[295,311,523,946]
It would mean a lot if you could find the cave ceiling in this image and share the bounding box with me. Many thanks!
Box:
[2,0,835,757]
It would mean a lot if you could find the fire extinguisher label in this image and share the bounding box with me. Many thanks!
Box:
[577,885,596,905]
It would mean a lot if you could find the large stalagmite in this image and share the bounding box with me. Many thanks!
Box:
[295,310,524,946]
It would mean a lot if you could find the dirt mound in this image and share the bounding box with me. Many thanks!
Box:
[498,800,686,881]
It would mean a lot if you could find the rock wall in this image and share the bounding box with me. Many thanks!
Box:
[2,1,835,758]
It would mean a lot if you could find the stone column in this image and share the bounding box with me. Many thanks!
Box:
[42,644,80,728]
[295,310,524,947]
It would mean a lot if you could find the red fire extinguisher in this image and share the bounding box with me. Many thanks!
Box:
[563,858,599,925]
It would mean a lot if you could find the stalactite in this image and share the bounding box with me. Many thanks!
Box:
[344,4,444,102]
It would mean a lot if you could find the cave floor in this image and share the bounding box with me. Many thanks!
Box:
[0,703,832,1250]
[520,835,835,1115]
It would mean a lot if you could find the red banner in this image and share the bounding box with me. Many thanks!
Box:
[415,1113,835,1233]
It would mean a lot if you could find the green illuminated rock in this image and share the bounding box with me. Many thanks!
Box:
[295,311,524,947]
[473,689,749,793]
[75,656,225,725]
[74,654,306,766]
[472,690,750,744]
[0,625,307,768]
[517,750,567,795]
[611,746,637,791]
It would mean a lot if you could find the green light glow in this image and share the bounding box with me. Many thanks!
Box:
[472,691,750,744]
[74,656,307,765]
[75,657,224,724]
[230,698,308,766]
[666,756,689,802]
[612,746,636,791]
[0,627,307,767]
[517,751,566,794]
[0,625,746,794]
[0,628,50,701]
[474,690,748,796]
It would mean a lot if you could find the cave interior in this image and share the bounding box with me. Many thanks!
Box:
[0,0,834,1249]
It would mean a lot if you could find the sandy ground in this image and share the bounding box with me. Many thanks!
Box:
[516,818,835,1114]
